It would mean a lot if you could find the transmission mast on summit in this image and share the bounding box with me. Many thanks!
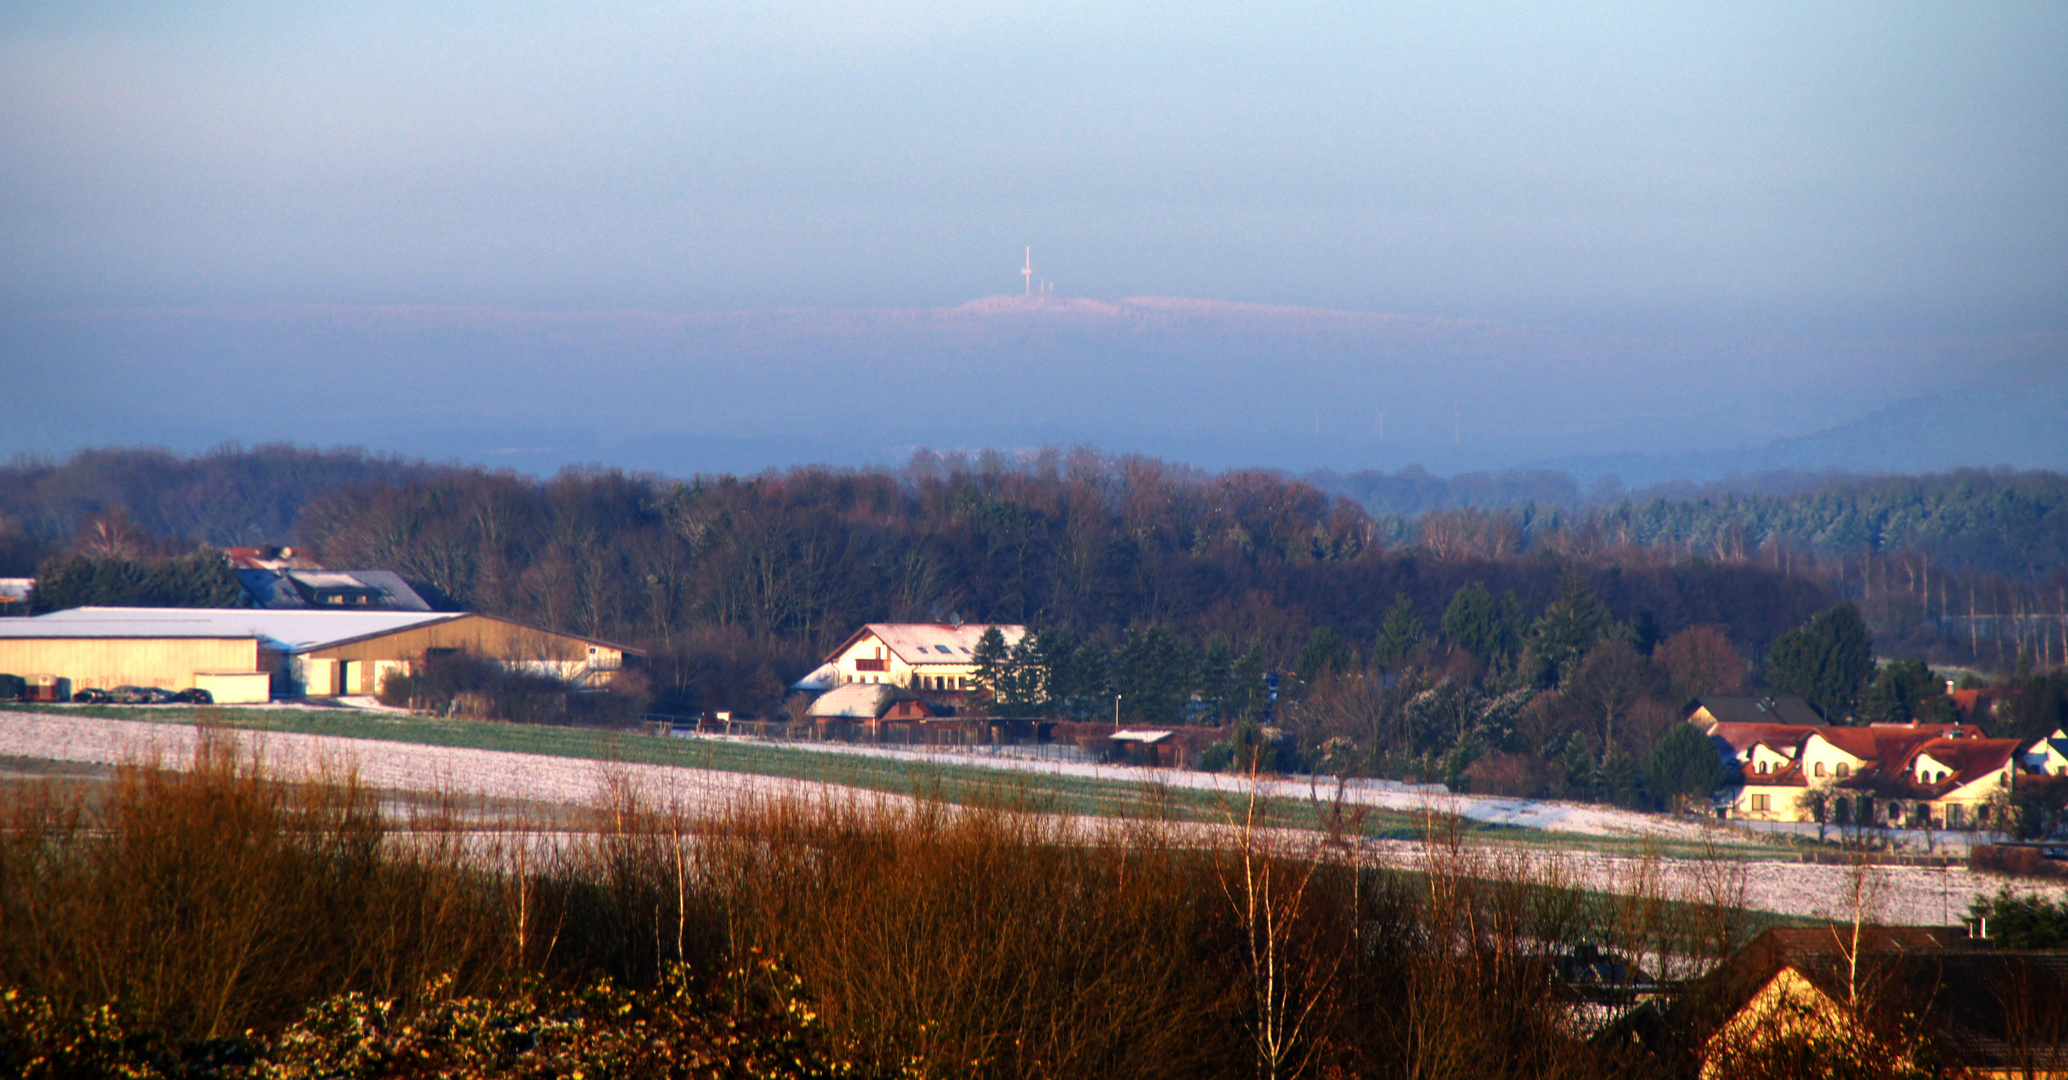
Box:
[1023,247,1033,296]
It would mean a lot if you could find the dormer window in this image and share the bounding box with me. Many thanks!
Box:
[1757,760,1769,775]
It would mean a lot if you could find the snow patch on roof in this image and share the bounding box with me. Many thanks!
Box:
[0,607,456,652]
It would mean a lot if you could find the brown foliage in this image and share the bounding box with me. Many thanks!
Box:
[1655,625,1748,701]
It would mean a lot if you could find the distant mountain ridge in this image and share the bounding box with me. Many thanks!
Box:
[7,298,2060,481]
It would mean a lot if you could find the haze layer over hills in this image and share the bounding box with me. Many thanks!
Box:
[7,297,2062,484]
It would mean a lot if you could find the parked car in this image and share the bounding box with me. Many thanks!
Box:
[172,688,214,705]
[107,686,176,704]
[73,687,110,703]
[0,674,25,702]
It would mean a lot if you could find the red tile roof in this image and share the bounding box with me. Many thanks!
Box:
[1709,721,1823,754]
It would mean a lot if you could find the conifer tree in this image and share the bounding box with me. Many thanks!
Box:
[1372,593,1424,669]
[1767,602,1874,722]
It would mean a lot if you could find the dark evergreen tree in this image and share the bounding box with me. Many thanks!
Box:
[31,549,242,612]
[1372,593,1424,670]
[1194,639,1235,724]
[1858,658,1954,725]
[1112,625,1194,725]
[1994,671,2068,743]
[1646,722,1728,811]
[1630,610,1661,657]
[1062,641,1113,721]
[1227,648,1269,724]
[970,626,1011,713]
[1295,626,1352,688]
[1440,582,1501,663]
[1767,602,1874,722]
[1528,568,1615,688]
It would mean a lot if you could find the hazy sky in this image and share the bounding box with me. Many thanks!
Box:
[5,2,2064,337]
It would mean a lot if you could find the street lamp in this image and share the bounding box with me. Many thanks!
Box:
[1113,694,1123,726]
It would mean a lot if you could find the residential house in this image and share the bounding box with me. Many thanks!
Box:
[2024,728,2068,776]
[814,622,1028,693]
[1949,687,2001,724]
[1698,926,2068,1078]
[1720,720,2020,829]
[227,547,436,611]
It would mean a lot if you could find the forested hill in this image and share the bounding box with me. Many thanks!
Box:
[0,445,448,568]
[7,448,2066,580]
[5,446,2067,701]
[1314,466,2068,579]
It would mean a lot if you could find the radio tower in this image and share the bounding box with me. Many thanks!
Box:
[1023,247,1033,296]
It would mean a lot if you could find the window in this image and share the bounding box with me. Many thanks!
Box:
[1836,763,1851,778]
[1757,760,1769,775]
[1814,762,1826,778]
[1750,794,1771,812]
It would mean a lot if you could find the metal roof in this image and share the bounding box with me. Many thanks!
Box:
[235,569,433,611]
[0,607,458,652]
[824,622,1028,665]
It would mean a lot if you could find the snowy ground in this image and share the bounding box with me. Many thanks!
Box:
[0,709,899,819]
[2,709,2060,923]
[675,732,1738,843]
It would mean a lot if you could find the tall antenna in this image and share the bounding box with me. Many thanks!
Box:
[1023,247,1033,296]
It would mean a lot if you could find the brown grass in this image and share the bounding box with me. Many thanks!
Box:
[0,735,1777,1078]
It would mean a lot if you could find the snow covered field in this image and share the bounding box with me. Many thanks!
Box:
[679,733,1733,842]
[2,709,2060,923]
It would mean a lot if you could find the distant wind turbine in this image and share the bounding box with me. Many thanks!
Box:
[1023,248,1033,296]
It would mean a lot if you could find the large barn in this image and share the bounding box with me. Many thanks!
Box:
[0,607,634,703]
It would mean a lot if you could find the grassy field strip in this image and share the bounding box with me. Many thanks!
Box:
[3,705,1788,858]
[663,729,1788,849]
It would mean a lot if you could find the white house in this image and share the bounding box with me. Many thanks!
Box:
[816,622,1028,693]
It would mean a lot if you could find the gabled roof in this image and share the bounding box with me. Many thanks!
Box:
[1902,737,2018,787]
[236,568,433,611]
[2028,736,2068,763]
[0,606,639,656]
[1709,721,1823,755]
[1834,736,2020,798]
[1714,925,1963,1004]
[0,606,457,651]
[1736,758,1806,787]
[1690,695,1824,727]
[823,623,1028,665]
[1948,688,1999,717]
[1712,932,2068,1070]
[1812,723,1974,759]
